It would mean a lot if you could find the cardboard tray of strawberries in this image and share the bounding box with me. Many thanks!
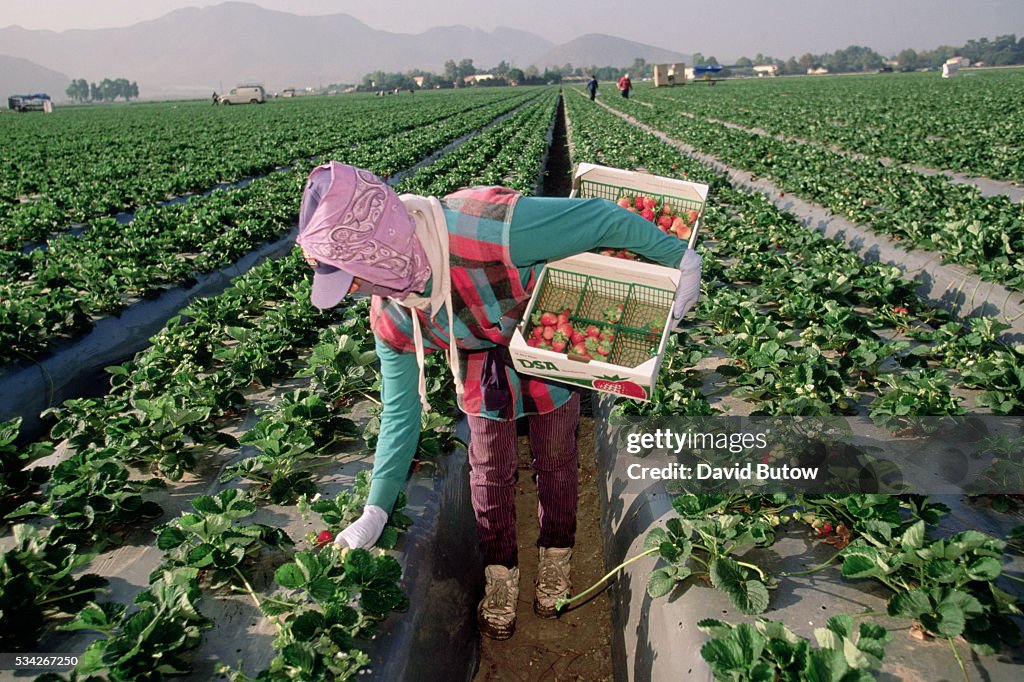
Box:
[509,165,709,401]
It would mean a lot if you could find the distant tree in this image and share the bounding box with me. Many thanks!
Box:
[691,52,705,66]
[896,48,919,70]
[65,78,90,102]
[734,56,753,67]
[506,68,525,84]
[443,59,458,82]
[457,58,476,79]
[797,53,815,72]
[524,65,539,81]
[784,57,800,75]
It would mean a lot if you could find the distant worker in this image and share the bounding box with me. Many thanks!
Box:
[586,75,598,101]
[212,91,219,105]
[618,73,632,99]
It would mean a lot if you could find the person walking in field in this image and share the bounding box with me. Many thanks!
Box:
[618,73,632,98]
[212,91,219,105]
[586,75,598,100]
[296,162,701,640]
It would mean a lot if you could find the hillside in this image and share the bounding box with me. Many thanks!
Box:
[0,55,70,103]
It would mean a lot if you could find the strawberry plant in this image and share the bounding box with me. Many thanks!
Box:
[0,524,108,651]
[696,614,891,681]
[154,489,293,590]
[0,417,52,517]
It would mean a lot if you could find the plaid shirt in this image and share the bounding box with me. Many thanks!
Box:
[370,187,574,419]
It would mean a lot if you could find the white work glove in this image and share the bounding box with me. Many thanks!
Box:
[334,504,389,550]
[671,248,702,330]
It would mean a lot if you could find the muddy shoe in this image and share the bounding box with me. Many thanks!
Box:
[477,565,520,640]
[533,546,572,618]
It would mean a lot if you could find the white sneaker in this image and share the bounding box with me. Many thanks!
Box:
[477,564,520,640]
[534,547,572,618]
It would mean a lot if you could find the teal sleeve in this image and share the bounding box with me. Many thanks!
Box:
[366,334,422,513]
[509,197,686,268]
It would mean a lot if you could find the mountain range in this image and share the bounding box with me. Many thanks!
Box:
[0,2,690,100]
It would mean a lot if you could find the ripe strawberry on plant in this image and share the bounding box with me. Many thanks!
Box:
[315,530,334,548]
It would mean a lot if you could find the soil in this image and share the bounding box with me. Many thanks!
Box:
[473,407,614,682]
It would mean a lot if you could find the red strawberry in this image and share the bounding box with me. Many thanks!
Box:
[570,342,589,357]
[657,215,673,229]
[527,337,541,347]
[617,197,632,208]
[551,339,567,352]
[640,208,656,222]
[531,325,545,340]
[540,312,558,326]
[686,209,699,225]
[570,331,586,345]
[316,530,334,548]
[542,326,555,340]
[660,204,674,215]
[585,325,601,338]
[593,377,647,399]
[557,313,570,325]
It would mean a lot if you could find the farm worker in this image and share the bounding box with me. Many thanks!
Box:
[586,75,598,100]
[618,73,632,98]
[212,91,218,105]
[296,162,701,640]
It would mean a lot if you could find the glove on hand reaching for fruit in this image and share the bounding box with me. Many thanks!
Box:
[334,504,388,549]
[671,248,702,330]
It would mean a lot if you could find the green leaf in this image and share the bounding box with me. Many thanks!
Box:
[709,556,770,615]
[156,526,188,551]
[966,556,1001,581]
[275,563,307,589]
[288,611,324,642]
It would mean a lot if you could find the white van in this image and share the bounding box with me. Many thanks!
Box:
[219,85,265,105]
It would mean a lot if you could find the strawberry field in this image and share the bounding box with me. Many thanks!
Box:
[1,73,1023,681]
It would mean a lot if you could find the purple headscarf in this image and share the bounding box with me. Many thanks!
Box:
[296,162,431,309]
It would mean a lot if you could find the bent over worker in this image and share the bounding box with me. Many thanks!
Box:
[295,162,701,640]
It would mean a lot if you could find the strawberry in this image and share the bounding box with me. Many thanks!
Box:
[657,215,673,230]
[315,530,334,548]
[570,341,590,357]
[617,197,632,208]
[686,209,699,225]
[542,326,555,340]
[585,325,601,338]
[551,338,567,352]
[527,337,541,347]
[660,204,674,215]
[540,312,558,326]
[557,313,570,325]
[570,330,586,345]
[557,322,574,336]
[531,325,545,340]
[640,208,656,222]
[592,376,647,399]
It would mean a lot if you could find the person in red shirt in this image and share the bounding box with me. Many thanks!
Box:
[617,73,632,98]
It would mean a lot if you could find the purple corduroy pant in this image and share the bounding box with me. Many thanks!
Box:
[465,392,581,568]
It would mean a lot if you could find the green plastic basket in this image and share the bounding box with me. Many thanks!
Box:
[578,178,703,215]
[526,268,672,368]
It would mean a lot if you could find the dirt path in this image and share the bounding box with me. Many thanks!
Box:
[473,412,613,682]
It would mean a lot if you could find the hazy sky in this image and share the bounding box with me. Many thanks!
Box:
[1,0,1021,59]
